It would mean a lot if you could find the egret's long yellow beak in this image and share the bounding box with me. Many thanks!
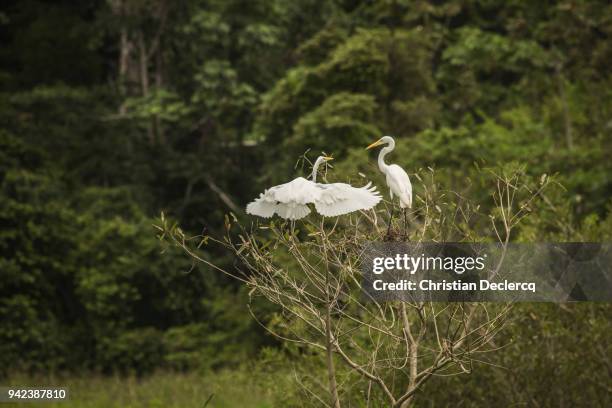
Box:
[323,156,334,161]
[366,139,384,150]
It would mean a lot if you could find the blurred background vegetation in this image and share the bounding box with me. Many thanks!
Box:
[0,0,610,406]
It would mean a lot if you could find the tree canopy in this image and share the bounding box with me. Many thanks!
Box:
[0,0,610,405]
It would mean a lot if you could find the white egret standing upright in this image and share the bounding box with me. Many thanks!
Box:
[366,136,412,237]
[246,156,381,220]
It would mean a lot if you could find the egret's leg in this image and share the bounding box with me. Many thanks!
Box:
[403,208,408,240]
[386,206,395,238]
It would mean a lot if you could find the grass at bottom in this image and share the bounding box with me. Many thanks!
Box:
[2,369,274,408]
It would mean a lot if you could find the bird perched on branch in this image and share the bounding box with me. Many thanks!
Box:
[366,136,413,237]
[246,156,381,220]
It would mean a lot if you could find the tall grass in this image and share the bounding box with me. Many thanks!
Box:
[3,369,274,408]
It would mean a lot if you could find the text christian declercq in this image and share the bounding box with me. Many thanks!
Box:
[369,254,536,293]
[371,279,536,293]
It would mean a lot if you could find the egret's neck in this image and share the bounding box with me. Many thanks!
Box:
[311,158,325,182]
[378,145,393,173]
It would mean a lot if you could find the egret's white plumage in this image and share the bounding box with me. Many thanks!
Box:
[385,164,412,208]
[246,156,381,220]
[315,182,381,217]
[246,177,318,220]
[366,136,412,209]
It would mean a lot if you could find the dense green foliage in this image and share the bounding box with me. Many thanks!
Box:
[1,0,611,405]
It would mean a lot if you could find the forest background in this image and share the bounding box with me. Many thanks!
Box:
[0,0,610,406]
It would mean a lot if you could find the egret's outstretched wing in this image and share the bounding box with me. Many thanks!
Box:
[275,203,311,220]
[267,177,321,205]
[246,194,277,218]
[314,182,382,216]
[246,177,321,220]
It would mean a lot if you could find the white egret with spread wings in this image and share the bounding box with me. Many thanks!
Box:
[246,156,381,220]
[366,136,413,236]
